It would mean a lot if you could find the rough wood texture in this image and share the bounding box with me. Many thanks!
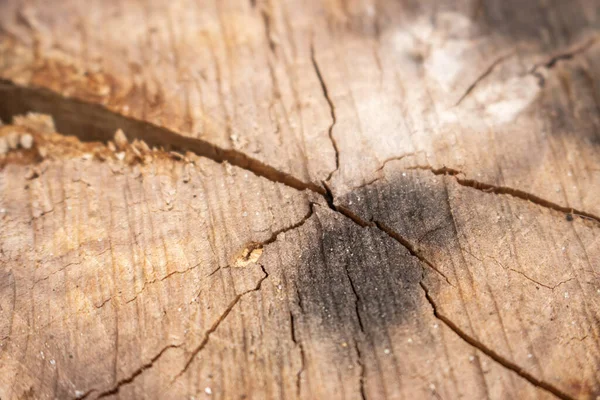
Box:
[0,1,599,399]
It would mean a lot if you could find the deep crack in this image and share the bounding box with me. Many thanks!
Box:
[0,71,591,400]
[2,78,597,226]
[0,79,323,194]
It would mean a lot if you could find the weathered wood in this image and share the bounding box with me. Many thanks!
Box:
[0,1,599,399]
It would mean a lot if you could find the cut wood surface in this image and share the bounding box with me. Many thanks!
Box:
[0,1,599,399]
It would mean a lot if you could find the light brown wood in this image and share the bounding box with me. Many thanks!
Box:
[0,1,599,399]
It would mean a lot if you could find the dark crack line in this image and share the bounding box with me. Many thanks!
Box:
[455,50,516,106]
[354,339,367,400]
[0,79,324,194]
[1,68,592,400]
[310,41,339,182]
[530,35,599,86]
[319,188,453,284]
[344,268,367,400]
[167,265,269,386]
[372,220,453,286]
[346,272,366,333]
[84,343,180,399]
[244,203,315,253]
[418,280,575,400]
[396,165,599,226]
[87,265,269,399]
[533,36,598,71]
[289,311,305,399]
[3,78,598,226]
[452,176,600,225]
[81,206,312,398]
[80,208,312,399]
[315,201,577,399]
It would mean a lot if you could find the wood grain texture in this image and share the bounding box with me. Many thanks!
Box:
[0,0,599,399]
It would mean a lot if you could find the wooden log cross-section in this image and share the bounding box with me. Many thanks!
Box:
[0,0,599,399]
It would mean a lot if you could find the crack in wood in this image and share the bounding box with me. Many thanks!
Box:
[289,311,305,399]
[74,206,317,398]
[1,75,592,400]
[530,35,599,86]
[0,79,324,194]
[372,163,600,226]
[310,40,339,182]
[313,203,575,400]
[86,343,181,399]
[372,220,454,286]
[353,339,367,400]
[452,176,600,225]
[455,50,516,106]
[123,262,203,305]
[348,283,367,400]
[242,203,315,255]
[418,280,575,400]
[166,265,269,389]
[479,252,575,291]
[82,265,269,399]
[2,78,597,228]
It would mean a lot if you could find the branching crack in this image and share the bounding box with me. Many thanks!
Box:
[319,193,579,399]
[1,53,594,400]
[310,41,339,182]
[418,280,575,400]
[4,79,597,228]
[79,244,278,398]
[168,265,269,386]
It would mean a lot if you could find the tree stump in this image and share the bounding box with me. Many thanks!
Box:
[0,0,599,399]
